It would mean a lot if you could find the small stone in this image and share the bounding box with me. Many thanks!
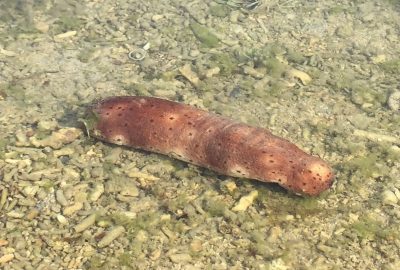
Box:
[205,67,220,78]
[221,180,237,193]
[287,68,312,85]
[35,21,50,33]
[267,226,282,242]
[37,120,58,131]
[29,128,82,149]
[151,14,164,21]
[63,202,83,216]
[243,65,264,79]
[0,239,8,246]
[98,226,125,248]
[56,190,69,206]
[190,239,203,253]
[74,213,96,233]
[382,189,398,205]
[7,210,25,218]
[371,54,386,64]
[179,64,200,86]
[387,91,400,111]
[26,208,40,220]
[89,183,104,201]
[53,147,75,157]
[54,30,77,39]
[106,177,140,197]
[56,214,68,225]
[0,253,14,263]
[169,253,192,263]
[189,49,200,57]
[120,184,139,197]
[23,186,39,197]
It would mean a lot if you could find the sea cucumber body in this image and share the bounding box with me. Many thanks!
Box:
[86,96,334,196]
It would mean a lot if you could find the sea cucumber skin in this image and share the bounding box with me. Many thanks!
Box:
[86,96,334,196]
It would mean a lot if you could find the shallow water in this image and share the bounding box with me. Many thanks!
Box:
[0,0,399,269]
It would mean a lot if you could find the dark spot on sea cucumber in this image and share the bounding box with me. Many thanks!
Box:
[150,119,154,123]
[169,127,173,131]
[117,113,122,117]
[124,123,128,127]
[169,117,175,120]
[269,160,274,163]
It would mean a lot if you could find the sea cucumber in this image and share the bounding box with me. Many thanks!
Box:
[84,96,334,196]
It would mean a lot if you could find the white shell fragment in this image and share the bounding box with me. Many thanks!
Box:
[232,190,258,212]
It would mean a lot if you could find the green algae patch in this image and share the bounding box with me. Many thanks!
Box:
[123,82,151,96]
[3,83,26,101]
[347,153,381,179]
[190,22,220,48]
[210,53,239,75]
[209,4,230,18]
[350,216,399,241]
[78,47,96,63]
[111,211,162,236]
[350,81,388,110]
[54,16,84,33]
[203,197,228,217]
[379,58,400,74]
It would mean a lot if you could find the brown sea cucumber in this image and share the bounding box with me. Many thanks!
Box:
[84,96,334,196]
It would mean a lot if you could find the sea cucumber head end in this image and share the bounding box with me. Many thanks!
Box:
[292,158,334,196]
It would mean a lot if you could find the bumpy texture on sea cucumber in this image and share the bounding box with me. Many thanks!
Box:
[85,96,334,196]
